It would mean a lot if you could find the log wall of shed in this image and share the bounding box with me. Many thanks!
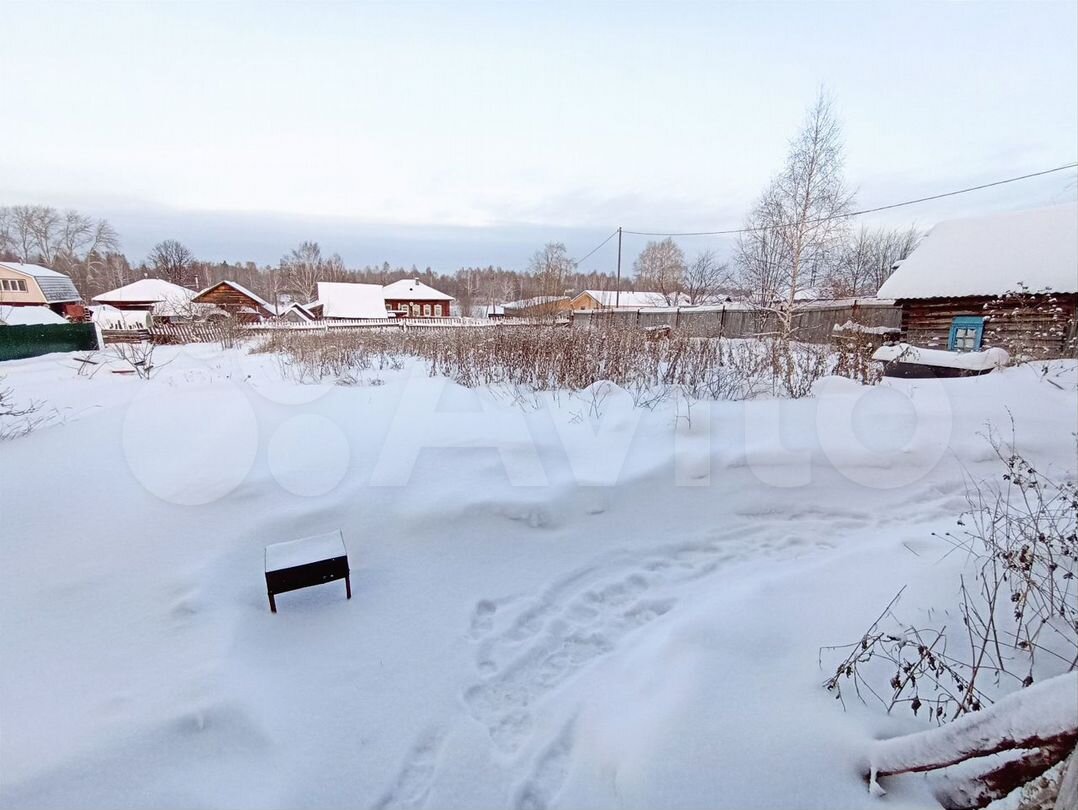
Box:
[900,294,1078,357]
[193,284,272,319]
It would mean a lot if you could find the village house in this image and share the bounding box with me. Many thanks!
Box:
[92,278,206,324]
[382,278,454,318]
[0,262,83,319]
[192,280,277,322]
[501,295,573,317]
[876,203,1078,358]
[316,282,390,320]
[570,290,689,310]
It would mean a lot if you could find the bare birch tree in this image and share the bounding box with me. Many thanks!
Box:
[633,238,686,304]
[528,242,574,300]
[279,241,324,302]
[824,224,922,298]
[683,249,730,305]
[737,90,852,329]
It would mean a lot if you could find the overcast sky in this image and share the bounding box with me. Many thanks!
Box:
[2,1,1076,271]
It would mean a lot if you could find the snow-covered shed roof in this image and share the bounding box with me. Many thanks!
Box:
[577,290,685,308]
[94,278,193,304]
[277,302,315,321]
[317,282,389,319]
[90,304,153,330]
[502,295,570,310]
[0,262,82,303]
[93,278,199,316]
[0,305,68,326]
[876,203,1078,300]
[382,278,454,301]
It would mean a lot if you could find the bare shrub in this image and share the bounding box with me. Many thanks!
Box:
[823,441,1077,725]
[252,324,850,402]
[0,375,45,439]
[110,342,164,379]
[985,285,1078,367]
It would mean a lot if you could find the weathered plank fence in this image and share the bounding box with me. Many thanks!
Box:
[574,299,901,343]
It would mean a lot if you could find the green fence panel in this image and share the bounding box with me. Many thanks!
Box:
[0,323,100,362]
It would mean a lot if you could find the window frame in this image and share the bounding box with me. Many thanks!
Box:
[948,316,985,352]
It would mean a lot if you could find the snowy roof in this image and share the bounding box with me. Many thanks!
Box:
[0,305,68,326]
[0,262,82,303]
[317,282,389,319]
[382,278,454,301]
[577,290,684,308]
[876,203,1078,300]
[278,302,315,321]
[502,295,570,310]
[94,278,194,304]
[93,278,200,316]
[90,304,152,329]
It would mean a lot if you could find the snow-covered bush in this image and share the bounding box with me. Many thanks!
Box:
[824,444,1077,723]
[253,325,853,402]
[824,441,1077,805]
[0,375,43,439]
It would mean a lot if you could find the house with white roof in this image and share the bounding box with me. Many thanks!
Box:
[0,262,83,318]
[382,278,454,318]
[876,203,1077,357]
[500,295,573,317]
[93,278,205,322]
[570,290,690,310]
[317,282,390,320]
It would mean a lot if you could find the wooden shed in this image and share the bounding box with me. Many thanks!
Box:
[876,203,1078,360]
[192,280,276,322]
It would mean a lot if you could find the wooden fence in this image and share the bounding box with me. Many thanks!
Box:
[574,299,901,343]
[96,302,902,349]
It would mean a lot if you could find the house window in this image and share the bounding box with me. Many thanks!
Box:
[411,304,420,316]
[434,304,442,316]
[398,303,408,314]
[423,304,432,317]
[1,279,27,292]
[948,316,984,352]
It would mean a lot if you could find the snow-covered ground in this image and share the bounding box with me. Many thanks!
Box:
[0,345,1074,809]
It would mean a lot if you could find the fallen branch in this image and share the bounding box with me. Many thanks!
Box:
[933,737,1077,809]
[868,671,1077,796]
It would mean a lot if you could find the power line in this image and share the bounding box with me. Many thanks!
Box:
[621,161,1078,238]
[572,228,619,266]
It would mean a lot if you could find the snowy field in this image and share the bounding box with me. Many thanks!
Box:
[0,345,1075,809]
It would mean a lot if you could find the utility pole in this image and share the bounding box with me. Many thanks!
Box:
[615,226,622,308]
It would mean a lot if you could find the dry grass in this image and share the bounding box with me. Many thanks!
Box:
[251,324,881,401]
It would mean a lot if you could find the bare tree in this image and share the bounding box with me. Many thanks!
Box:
[528,242,574,300]
[633,237,686,304]
[683,250,730,305]
[824,224,922,298]
[148,239,196,287]
[737,90,853,329]
[279,241,324,302]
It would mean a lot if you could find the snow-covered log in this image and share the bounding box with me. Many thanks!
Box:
[868,672,1078,804]
[932,742,1077,809]
[1056,745,1078,810]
